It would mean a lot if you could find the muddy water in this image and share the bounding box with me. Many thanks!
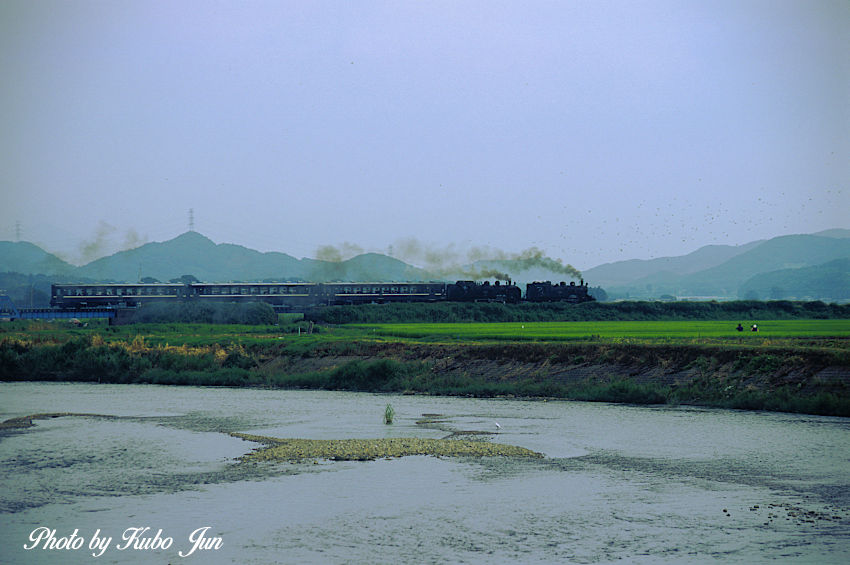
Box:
[1,382,848,564]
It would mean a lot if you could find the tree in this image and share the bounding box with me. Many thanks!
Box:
[169,274,200,284]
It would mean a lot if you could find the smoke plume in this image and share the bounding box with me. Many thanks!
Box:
[386,238,581,281]
[79,222,149,263]
[310,238,581,283]
[79,221,117,263]
[315,242,364,263]
[122,228,147,251]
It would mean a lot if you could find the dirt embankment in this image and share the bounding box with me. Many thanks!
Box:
[262,341,850,396]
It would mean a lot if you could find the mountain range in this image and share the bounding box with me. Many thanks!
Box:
[1,229,848,302]
[582,229,850,300]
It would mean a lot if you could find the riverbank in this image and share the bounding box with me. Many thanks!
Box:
[256,340,850,416]
[2,319,848,415]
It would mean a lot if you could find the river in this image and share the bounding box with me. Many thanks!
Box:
[1,382,848,564]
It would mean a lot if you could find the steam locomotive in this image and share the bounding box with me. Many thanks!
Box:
[50,279,593,311]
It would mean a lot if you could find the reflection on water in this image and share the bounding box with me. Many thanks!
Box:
[1,382,848,564]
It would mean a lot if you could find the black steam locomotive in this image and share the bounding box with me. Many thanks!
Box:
[50,279,593,311]
[526,280,594,303]
[446,280,523,304]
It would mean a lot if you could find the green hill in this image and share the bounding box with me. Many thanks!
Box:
[76,231,308,282]
[675,235,850,297]
[599,233,850,300]
[0,241,76,276]
[73,232,433,283]
[583,241,762,288]
[738,258,850,300]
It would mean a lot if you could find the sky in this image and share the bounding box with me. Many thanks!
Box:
[1,0,848,270]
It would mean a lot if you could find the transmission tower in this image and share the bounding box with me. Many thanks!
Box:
[15,221,21,242]
[189,209,195,232]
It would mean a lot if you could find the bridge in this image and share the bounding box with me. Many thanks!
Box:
[0,295,115,321]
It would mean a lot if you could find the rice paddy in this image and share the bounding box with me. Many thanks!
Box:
[351,319,850,342]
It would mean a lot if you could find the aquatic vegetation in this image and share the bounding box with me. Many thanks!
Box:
[0,412,115,430]
[231,433,543,462]
[384,403,395,425]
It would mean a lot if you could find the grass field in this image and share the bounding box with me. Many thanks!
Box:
[351,319,850,342]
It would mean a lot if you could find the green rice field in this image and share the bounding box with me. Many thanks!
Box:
[352,319,850,341]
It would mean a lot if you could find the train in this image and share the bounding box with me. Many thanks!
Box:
[50,279,594,311]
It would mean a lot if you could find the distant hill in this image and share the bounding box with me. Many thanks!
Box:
[76,231,308,282]
[737,258,850,301]
[0,241,75,276]
[71,232,433,283]
[583,241,763,288]
[595,234,850,300]
[331,253,431,282]
[812,228,850,239]
[675,235,850,297]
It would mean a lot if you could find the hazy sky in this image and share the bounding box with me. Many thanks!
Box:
[2,0,848,269]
